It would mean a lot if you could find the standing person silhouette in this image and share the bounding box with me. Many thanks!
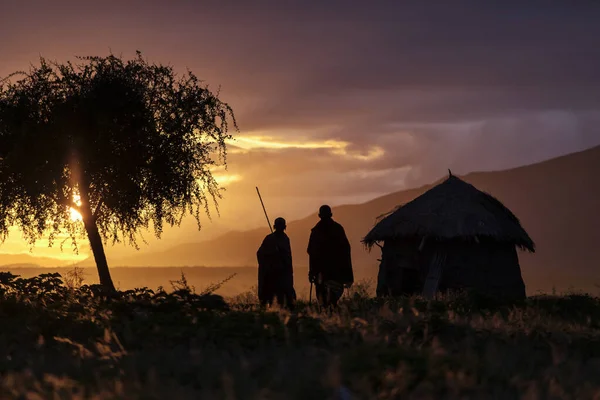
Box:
[307,205,354,307]
[257,217,296,310]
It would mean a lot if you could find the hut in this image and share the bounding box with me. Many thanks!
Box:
[362,172,535,300]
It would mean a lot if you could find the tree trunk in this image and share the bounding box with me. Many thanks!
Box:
[78,185,115,292]
[68,148,115,292]
[82,213,116,292]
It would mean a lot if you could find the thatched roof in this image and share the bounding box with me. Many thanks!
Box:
[362,173,535,252]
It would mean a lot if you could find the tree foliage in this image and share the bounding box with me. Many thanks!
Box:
[0,52,237,288]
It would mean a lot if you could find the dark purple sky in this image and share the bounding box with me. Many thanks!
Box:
[1,1,600,256]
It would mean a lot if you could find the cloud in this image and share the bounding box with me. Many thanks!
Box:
[228,135,348,151]
[219,111,600,203]
[227,134,385,162]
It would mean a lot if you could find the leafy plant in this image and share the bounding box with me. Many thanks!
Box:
[64,267,86,290]
[198,272,237,296]
[169,271,196,294]
[1,272,599,398]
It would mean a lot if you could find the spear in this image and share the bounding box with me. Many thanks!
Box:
[256,186,273,233]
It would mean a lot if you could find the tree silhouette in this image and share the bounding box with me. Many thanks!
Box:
[0,52,237,291]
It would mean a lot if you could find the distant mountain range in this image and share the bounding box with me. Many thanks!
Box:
[0,253,75,268]
[3,145,600,294]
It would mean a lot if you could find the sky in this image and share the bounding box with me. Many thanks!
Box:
[1,1,600,261]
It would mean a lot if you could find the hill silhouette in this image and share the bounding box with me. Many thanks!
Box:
[98,144,600,295]
[0,253,75,268]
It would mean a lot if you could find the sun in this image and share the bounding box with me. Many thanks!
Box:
[69,194,83,222]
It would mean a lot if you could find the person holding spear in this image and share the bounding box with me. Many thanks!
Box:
[256,188,296,310]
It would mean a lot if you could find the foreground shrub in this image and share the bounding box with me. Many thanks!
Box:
[0,272,599,399]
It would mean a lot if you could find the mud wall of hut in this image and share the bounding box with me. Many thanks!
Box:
[434,239,526,300]
[377,237,527,300]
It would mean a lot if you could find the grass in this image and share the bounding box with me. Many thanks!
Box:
[0,271,599,399]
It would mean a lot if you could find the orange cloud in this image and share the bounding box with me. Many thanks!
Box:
[226,135,385,161]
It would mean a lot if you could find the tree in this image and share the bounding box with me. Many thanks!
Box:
[0,52,237,291]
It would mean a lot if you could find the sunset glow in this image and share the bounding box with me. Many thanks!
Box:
[228,136,385,161]
[229,136,348,150]
[213,173,242,186]
[1,5,600,395]
[70,194,83,222]
[331,145,385,161]
[0,0,599,277]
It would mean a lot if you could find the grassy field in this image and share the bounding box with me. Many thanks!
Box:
[1,271,599,399]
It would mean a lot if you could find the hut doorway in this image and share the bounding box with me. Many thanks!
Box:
[375,239,424,297]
